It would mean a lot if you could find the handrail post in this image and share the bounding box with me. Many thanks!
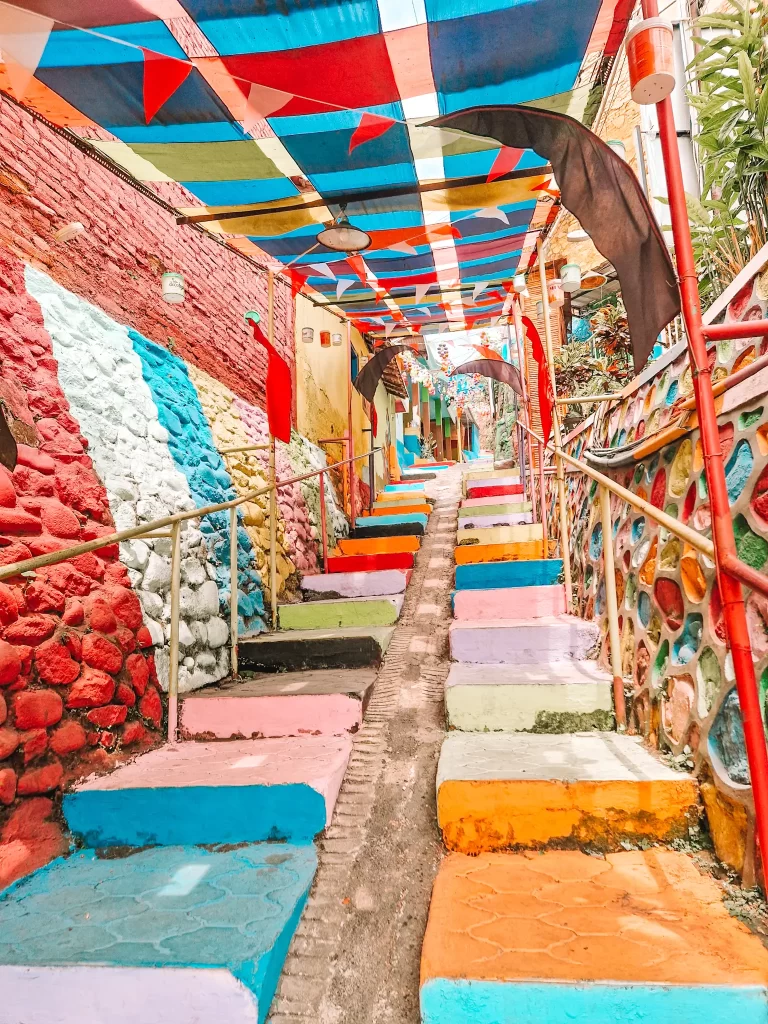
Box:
[167,520,182,744]
[538,440,548,559]
[269,436,278,629]
[599,483,626,730]
[537,236,573,609]
[512,297,537,513]
[229,506,239,677]
[319,468,330,573]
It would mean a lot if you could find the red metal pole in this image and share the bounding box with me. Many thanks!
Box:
[347,321,357,519]
[703,321,768,341]
[642,0,768,879]
[512,298,537,515]
[319,469,330,573]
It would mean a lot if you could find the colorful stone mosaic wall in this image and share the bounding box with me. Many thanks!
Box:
[556,269,768,881]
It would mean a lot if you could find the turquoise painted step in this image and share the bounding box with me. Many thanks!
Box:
[0,843,316,1024]
[62,735,350,848]
[455,559,563,591]
[356,513,428,528]
[385,483,424,492]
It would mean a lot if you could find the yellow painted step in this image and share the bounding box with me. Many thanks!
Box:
[338,536,420,556]
[456,524,544,547]
[454,540,543,564]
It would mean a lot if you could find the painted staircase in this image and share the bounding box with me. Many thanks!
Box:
[420,463,768,1023]
[0,480,431,1023]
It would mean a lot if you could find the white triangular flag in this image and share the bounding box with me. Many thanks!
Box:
[389,241,418,256]
[384,322,397,337]
[0,3,54,103]
[474,207,509,224]
[418,307,432,316]
[336,278,355,299]
[473,281,489,300]
[414,282,431,304]
[242,81,293,133]
[309,262,337,280]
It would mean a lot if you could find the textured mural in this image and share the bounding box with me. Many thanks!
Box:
[555,268,768,881]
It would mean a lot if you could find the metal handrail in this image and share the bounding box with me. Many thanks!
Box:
[0,446,381,743]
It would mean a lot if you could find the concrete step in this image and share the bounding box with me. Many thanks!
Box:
[354,514,427,530]
[326,551,415,573]
[454,540,544,565]
[458,500,530,517]
[278,594,403,630]
[456,523,543,546]
[301,568,411,599]
[465,483,524,499]
[0,843,317,1024]
[455,559,562,591]
[453,583,565,620]
[445,661,613,732]
[436,732,699,854]
[456,511,533,529]
[371,503,431,516]
[239,624,394,671]
[400,471,436,480]
[449,615,599,664]
[421,849,768,1024]
[338,536,420,556]
[180,668,376,739]
[63,735,352,848]
[349,520,425,538]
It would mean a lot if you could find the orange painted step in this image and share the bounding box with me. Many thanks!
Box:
[326,551,415,573]
[338,536,420,556]
[454,540,544,564]
[371,503,430,516]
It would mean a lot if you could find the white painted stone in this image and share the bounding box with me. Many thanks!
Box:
[143,553,171,593]
[206,617,229,648]
[178,621,195,648]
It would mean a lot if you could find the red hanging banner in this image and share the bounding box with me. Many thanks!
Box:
[523,316,554,446]
[142,49,193,124]
[248,317,293,444]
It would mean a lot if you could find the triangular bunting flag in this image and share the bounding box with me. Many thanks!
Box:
[414,282,431,304]
[384,322,396,337]
[242,81,293,133]
[308,262,337,281]
[487,146,523,184]
[474,207,509,225]
[349,112,396,154]
[418,307,432,316]
[336,278,355,299]
[143,49,193,124]
[286,268,306,299]
[473,282,489,300]
[346,254,369,285]
[388,241,418,256]
[0,4,53,103]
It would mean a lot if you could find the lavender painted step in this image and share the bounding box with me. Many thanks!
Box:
[301,569,411,600]
[239,625,394,672]
[180,668,376,739]
[62,735,352,848]
[457,512,533,529]
[0,843,316,1024]
[453,585,566,621]
[449,616,600,664]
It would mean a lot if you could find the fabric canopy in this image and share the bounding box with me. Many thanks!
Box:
[3,0,635,334]
[353,344,406,403]
[450,358,522,397]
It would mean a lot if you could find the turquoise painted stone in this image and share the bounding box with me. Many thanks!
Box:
[455,559,563,591]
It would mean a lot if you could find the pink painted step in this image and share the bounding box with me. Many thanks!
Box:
[453,585,566,621]
[180,668,376,739]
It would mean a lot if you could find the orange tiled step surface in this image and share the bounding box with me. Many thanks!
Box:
[420,850,768,1023]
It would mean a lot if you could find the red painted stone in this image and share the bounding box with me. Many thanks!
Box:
[34,638,81,686]
[39,500,81,538]
[0,583,19,626]
[62,598,84,625]
[86,597,117,633]
[126,652,149,696]
[113,625,137,654]
[86,704,127,728]
[21,728,48,763]
[654,578,685,630]
[0,767,16,805]
[0,691,5,725]
[16,445,55,474]
[25,580,66,613]
[82,633,123,674]
[103,563,130,586]
[61,632,81,661]
[26,535,70,558]
[17,760,63,795]
[139,685,162,727]
[0,726,19,759]
[0,640,23,684]
[0,468,17,508]
[49,719,87,755]
[13,689,63,729]
[0,507,42,534]
[3,614,56,646]
[650,468,667,509]
[66,667,115,708]
[115,682,136,706]
[108,586,143,630]
[0,540,32,566]
[122,720,149,746]
[44,563,92,596]
[136,625,153,649]
[70,552,104,580]
[54,463,108,520]
[13,465,55,498]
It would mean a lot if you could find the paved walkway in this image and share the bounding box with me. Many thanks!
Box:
[268,468,459,1024]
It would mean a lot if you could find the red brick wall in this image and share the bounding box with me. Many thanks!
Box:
[0,94,294,410]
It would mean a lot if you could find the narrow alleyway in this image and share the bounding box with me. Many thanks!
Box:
[269,467,458,1024]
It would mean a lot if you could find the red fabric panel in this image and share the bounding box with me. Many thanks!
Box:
[523,316,553,446]
[249,320,292,443]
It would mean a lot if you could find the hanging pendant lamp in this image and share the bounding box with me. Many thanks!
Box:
[317,205,372,253]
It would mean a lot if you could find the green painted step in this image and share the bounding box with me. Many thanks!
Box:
[279,594,404,630]
[458,501,531,518]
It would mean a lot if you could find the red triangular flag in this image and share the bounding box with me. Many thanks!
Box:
[249,319,292,444]
[346,254,369,285]
[286,267,306,299]
[349,112,396,154]
[523,316,553,446]
[487,146,523,184]
[142,49,193,124]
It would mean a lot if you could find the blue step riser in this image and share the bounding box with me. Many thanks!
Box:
[356,514,428,528]
[62,785,326,848]
[455,559,563,590]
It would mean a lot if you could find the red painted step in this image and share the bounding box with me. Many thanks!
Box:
[326,551,415,573]
[466,483,524,499]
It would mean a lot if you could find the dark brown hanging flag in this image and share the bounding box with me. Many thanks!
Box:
[450,358,523,397]
[353,345,406,403]
[429,106,681,372]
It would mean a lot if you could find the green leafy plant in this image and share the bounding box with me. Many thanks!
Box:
[589,299,632,378]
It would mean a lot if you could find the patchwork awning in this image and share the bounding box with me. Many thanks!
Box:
[2,0,634,334]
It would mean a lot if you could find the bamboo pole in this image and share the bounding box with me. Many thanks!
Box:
[167,520,182,744]
[600,484,626,729]
[268,268,278,630]
[229,506,239,677]
[537,236,573,610]
[319,469,330,572]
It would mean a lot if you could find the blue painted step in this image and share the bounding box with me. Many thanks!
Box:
[455,559,563,591]
[0,843,316,1024]
[356,513,428,529]
[62,736,351,848]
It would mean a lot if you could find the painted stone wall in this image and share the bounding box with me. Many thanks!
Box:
[557,269,768,881]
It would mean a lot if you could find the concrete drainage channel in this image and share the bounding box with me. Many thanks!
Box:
[268,468,459,1024]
